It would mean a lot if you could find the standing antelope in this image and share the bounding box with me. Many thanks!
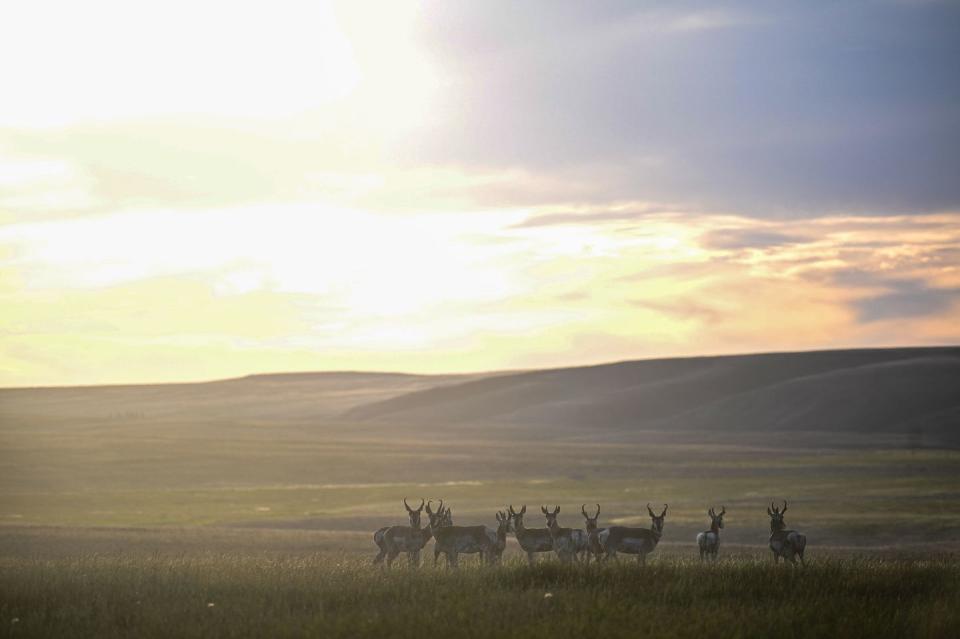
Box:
[485,510,512,565]
[432,507,497,568]
[599,503,667,564]
[541,505,587,563]
[377,499,445,568]
[767,500,807,566]
[508,505,554,565]
[581,504,604,564]
[373,497,423,565]
[696,506,726,561]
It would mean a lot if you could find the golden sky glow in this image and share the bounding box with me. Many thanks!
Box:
[1,1,959,386]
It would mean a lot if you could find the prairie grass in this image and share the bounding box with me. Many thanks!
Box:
[1,553,957,639]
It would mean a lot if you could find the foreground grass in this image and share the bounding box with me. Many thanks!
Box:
[1,554,957,639]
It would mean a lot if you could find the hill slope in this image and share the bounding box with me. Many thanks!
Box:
[344,348,960,443]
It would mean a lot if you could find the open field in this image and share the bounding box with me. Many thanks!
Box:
[1,348,959,636]
[2,553,958,639]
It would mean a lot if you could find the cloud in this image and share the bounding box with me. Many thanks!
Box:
[854,280,960,322]
[511,203,679,228]
[409,0,960,215]
[700,229,808,250]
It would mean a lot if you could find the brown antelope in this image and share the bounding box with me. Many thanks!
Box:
[696,506,725,561]
[373,497,423,565]
[541,505,587,563]
[767,500,807,566]
[432,507,497,568]
[581,504,604,563]
[599,503,667,564]
[508,504,553,565]
[378,499,445,568]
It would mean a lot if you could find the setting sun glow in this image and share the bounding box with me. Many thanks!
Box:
[1,0,958,386]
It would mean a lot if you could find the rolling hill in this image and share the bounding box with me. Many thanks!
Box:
[343,347,960,444]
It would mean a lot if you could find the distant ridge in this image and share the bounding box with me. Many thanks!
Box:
[343,347,960,443]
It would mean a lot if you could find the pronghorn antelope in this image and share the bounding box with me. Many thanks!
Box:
[696,506,725,561]
[485,510,512,565]
[432,508,497,568]
[428,506,506,566]
[508,504,554,565]
[541,505,588,563]
[767,500,807,566]
[377,499,445,568]
[581,504,605,563]
[599,503,667,564]
[373,497,424,566]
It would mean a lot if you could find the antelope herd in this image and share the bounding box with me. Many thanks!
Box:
[373,498,807,567]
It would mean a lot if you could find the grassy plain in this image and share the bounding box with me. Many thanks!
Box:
[1,367,959,637]
[2,553,958,639]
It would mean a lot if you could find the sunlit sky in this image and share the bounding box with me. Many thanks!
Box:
[2,0,959,387]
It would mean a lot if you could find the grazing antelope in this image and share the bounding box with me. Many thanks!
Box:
[432,508,497,568]
[378,499,445,568]
[508,504,554,565]
[373,497,423,565]
[581,504,605,564]
[696,506,726,561]
[767,500,807,566]
[541,505,587,563]
[599,503,668,564]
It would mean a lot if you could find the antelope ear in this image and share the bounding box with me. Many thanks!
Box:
[541,506,549,515]
[520,505,526,515]
[417,498,425,513]
[553,506,560,515]
[766,507,773,516]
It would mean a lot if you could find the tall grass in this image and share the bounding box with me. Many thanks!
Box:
[1,554,957,638]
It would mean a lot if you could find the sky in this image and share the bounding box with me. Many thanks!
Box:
[1,0,959,386]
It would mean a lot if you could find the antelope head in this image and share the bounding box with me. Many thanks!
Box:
[647,503,668,534]
[441,505,454,526]
[508,504,527,530]
[425,499,446,529]
[581,503,601,533]
[403,497,425,528]
[708,506,726,531]
[495,510,512,535]
[541,505,561,530]
[767,500,787,532]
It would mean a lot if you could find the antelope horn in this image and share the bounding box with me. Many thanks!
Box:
[508,504,515,516]
[647,503,655,517]
[708,507,714,517]
[520,504,526,515]
[403,497,413,513]
[553,505,560,515]
[582,504,589,518]
[720,506,726,516]
[425,499,434,515]
[661,504,668,517]
[417,498,425,512]
[541,505,549,515]
[594,504,601,519]
[781,500,788,514]
[771,501,777,514]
